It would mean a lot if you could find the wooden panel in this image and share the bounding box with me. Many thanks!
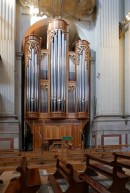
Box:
[33,122,83,149]
[44,126,59,139]
[71,125,81,147]
[44,125,72,140]
[101,134,121,146]
[33,125,43,149]
[59,125,72,138]
[0,138,14,149]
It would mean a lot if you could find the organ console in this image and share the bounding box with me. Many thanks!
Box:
[24,18,90,150]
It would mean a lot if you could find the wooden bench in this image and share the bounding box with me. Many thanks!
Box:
[101,144,130,152]
[83,154,129,193]
[0,149,21,156]
[0,169,4,184]
[5,157,41,193]
[80,173,112,193]
[4,180,21,193]
[0,149,22,168]
[113,152,130,170]
[48,157,87,193]
[0,156,22,167]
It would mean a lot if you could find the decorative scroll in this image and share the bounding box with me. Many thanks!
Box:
[76,40,90,114]
[24,35,41,116]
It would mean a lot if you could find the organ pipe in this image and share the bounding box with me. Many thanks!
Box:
[48,19,68,116]
[24,19,90,120]
[76,40,90,117]
[24,35,41,118]
[41,52,48,80]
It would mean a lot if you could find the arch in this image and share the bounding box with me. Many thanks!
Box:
[22,17,81,50]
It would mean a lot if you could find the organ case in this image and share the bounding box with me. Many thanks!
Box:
[24,19,90,150]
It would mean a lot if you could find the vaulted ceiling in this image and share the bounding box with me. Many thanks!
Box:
[20,0,96,50]
[19,0,96,20]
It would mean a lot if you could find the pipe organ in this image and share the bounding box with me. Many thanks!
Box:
[24,19,90,150]
[25,35,41,118]
[76,40,90,118]
[49,19,67,117]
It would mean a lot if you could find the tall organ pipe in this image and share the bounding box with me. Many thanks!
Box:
[48,19,68,113]
[85,60,88,111]
[51,38,54,112]
[31,48,34,111]
[53,31,57,111]
[24,35,41,117]
[61,32,65,111]
[76,40,90,114]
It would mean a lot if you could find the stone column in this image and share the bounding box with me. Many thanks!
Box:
[0,0,20,149]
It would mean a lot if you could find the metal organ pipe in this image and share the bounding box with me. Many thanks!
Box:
[28,59,31,111]
[24,19,90,120]
[53,31,57,111]
[31,48,34,111]
[85,60,88,112]
[49,19,68,114]
[51,38,54,112]
[76,40,90,114]
[61,31,65,111]
[64,37,66,112]
[82,49,85,112]
[26,64,29,111]
[34,53,37,111]
[24,35,41,118]
[57,30,61,111]
[79,53,82,111]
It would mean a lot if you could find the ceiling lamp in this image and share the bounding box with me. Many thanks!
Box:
[119,11,130,38]
[19,0,96,19]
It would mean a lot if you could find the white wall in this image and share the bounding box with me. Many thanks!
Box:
[0,0,15,115]
[124,0,130,115]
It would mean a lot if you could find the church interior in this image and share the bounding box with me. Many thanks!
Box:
[1,0,130,192]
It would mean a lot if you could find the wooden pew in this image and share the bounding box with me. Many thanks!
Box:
[4,157,41,193]
[83,154,129,193]
[0,149,21,156]
[113,152,130,170]
[80,173,112,193]
[0,149,22,168]
[16,157,41,193]
[48,157,87,193]
[97,144,129,152]
[84,144,130,159]
[0,169,4,184]
[4,180,21,193]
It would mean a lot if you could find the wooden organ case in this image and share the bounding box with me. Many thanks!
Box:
[24,19,90,150]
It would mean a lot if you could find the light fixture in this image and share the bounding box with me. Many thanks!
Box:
[119,11,130,38]
[29,5,39,15]
[19,0,96,19]
[19,0,41,15]
[121,11,130,26]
